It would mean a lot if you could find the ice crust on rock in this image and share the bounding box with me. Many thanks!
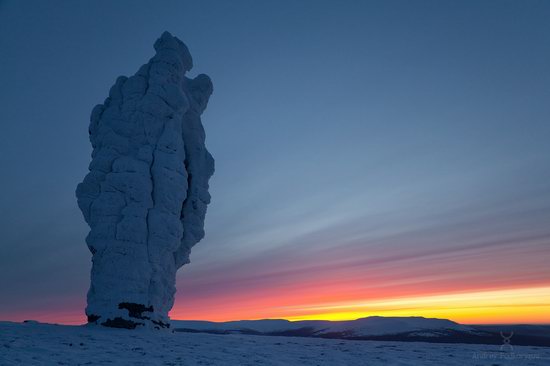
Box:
[76,32,214,329]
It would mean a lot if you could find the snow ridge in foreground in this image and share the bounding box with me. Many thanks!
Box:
[1,321,549,366]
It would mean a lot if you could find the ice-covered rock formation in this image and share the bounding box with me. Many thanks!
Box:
[76,32,214,329]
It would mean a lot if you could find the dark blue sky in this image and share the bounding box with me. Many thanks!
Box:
[1,0,549,323]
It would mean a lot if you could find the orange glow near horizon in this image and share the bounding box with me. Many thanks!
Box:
[4,285,550,325]
[167,231,550,325]
[170,285,550,325]
[281,285,550,324]
[5,238,550,326]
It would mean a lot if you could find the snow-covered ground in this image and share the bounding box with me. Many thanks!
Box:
[1,321,549,366]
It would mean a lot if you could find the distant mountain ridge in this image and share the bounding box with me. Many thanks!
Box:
[173,316,471,336]
[172,316,550,347]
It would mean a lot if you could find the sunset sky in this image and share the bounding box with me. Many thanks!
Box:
[1,0,549,325]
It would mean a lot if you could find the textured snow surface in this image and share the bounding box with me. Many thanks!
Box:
[172,316,472,336]
[1,322,549,366]
[75,31,214,328]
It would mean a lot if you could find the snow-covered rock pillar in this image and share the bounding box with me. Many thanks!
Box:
[76,32,214,329]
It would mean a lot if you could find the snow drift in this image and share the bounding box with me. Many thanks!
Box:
[76,31,214,329]
[4,321,550,366]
